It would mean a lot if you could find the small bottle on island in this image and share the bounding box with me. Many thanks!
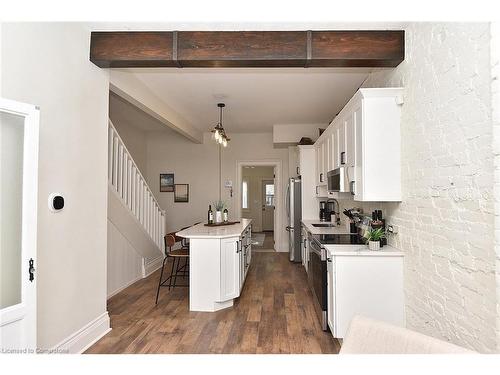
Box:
[223,208,228,223]
[208,205,214,224]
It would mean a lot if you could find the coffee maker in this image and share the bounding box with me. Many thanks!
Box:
[319,201,328,222]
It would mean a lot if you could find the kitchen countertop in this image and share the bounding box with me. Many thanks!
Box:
[301,219,352,235]
[176,218,252,239]
[324,244,404,257]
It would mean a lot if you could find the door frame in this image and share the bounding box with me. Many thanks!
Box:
[0,98,39,350]
[236,160,282,252]
[261,179,275,232]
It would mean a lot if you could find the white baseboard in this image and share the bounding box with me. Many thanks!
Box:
[52,312,111,354]
[142,255,164,278]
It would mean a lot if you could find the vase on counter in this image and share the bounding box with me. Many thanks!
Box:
[215,210,223,224]
[368,240,380,251]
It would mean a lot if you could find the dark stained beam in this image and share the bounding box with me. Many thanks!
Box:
[90,30,404,68]
[310,31,405,67]
[90,32,175,68]
[177,31,307,67]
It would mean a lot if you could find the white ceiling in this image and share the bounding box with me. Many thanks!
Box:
[119,67,375,133]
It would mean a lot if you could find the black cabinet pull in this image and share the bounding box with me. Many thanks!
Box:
[320,173,323,182]
[340,152,346,165]
[296,166,300,175]
[28,258,35,282]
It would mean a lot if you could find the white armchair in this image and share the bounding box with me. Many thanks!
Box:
[340,315,475,354]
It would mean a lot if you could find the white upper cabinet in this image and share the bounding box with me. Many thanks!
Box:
[314,87,403,202]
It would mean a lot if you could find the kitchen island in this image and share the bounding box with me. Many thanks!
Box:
[176,219,252,312]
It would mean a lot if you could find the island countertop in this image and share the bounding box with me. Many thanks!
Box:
[176,218,252,239]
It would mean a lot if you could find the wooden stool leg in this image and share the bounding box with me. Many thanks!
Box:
[173,257,182,288]
[155,257,167,304]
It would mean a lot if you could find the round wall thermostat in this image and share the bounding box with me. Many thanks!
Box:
[48,193,65,212]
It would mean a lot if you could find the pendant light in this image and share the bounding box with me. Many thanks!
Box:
[211,103,230,147]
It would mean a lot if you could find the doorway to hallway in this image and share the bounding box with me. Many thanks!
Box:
[240,165,276,251]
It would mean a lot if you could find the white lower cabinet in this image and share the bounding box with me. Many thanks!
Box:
[219,237,241,301]
[326,246,405,338]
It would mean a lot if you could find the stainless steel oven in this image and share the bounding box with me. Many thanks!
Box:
[307,235,328,331]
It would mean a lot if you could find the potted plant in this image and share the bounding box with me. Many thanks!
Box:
[213,200,226,224]
[366,228,386,251]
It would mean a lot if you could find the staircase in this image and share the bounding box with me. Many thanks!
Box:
[107,119,165,297]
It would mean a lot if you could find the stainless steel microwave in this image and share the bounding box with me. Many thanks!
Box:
[327,167,347,193]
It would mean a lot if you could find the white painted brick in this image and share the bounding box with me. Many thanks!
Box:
[338,23,497,352]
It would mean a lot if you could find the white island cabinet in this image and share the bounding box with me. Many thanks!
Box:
[176,219,252,312]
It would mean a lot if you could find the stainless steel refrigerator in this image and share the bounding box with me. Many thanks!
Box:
[286,177,302,262]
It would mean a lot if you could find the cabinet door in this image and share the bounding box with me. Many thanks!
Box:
[353,105,363,200]
[345,113,355,167]
[327,254,335,335]
[315,145,321,185]
[220,237,240,300]
[320,142,326,185]
[338,119,346,166]
[331,125,339,170]
[325,135,332,172]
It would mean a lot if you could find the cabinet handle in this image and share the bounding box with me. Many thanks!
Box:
[327,258,332,263]
[320,173,323,182]
[340,152,346,165]
[297,166,300,175]
[303,238,306,249]
[316,186,319,195]
[350,181,355,195]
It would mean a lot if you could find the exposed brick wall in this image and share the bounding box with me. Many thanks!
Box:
[491,22,500,352]
[339,23,496,352]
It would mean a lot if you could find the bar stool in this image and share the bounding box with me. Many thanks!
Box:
[155,233,189,304]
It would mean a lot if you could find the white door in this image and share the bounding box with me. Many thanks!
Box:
[0,98,39,352]
[261,180,275,231]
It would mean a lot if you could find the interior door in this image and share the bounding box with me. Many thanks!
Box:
[0,98,39,351]
[261,179,275,231]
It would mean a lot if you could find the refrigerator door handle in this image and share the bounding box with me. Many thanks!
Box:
[286,183,290,219]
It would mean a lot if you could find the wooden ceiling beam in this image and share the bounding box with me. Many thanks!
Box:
[90,30,404,68]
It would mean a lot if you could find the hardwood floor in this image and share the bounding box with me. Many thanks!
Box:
[85,252,340,354]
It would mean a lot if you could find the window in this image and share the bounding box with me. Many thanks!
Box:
[242,180,248,209]
[265,183,274,206]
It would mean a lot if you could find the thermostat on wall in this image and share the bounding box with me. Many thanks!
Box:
[48,193,65,212]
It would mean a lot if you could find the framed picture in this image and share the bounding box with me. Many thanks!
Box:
[174,184,189,203]
[160,173,174,192]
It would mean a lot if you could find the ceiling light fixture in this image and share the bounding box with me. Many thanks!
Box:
[211,103,230,148]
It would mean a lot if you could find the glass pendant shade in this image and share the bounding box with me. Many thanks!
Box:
[212,103,229,147]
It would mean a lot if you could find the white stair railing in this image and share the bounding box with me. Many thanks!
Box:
[108,120,165,251]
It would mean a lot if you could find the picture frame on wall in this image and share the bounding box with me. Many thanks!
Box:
[160,173,175,192]
[174,184,189,203]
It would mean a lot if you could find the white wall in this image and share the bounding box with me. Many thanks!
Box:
[336,23,496,352]
[242,166,275,232]
[106,219,143,298]
[1,23,109,350]
[146,128,290,251]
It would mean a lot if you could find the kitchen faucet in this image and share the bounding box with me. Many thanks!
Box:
[327,198,340,226]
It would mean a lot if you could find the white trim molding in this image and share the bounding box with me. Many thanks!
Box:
[51,312,110,354]
[142,255,164,278]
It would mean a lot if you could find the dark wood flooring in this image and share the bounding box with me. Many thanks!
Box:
[85,252,340,354]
